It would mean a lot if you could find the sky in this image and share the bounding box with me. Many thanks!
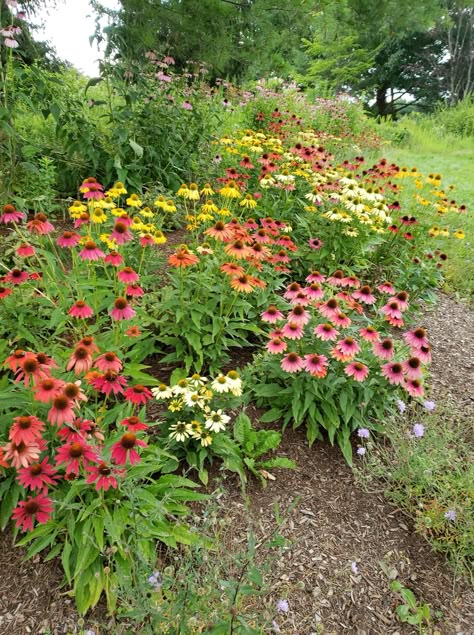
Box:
[33,0,120,76]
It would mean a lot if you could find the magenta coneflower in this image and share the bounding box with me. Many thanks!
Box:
[331,312,351,328]
[66,346,93,374]
[403,357,423,380]
[327,270,345,286]
[86,462,123,491]
[111,221,133,244]
[345,361,369,382]
[281,321,304,340]
[79,241,105,261]
[319,298,339,319]
[105,251,124,267]
[16,243,35,257]
[304,283,324,300]
[47,396,76,426]
[26,213,55,235]
[94,352,123,373]
[287,305,310,326]
[111,433,147,465]
[118,267,139,284]
[82,182,104,201]
[0,204,24,224]
[353,285,376,304]
[415,344,432,364]
[110,297,136,321]
[373,338,394,360]
[381,362,405,385]
[306,270,325,284]
[261,306,284,323]
[308,237,323,250]
[280,352,305,373]
[9,415,45,446]
[69,300,94,319]
[5,268,29,285]
[304,353,328,378]
[120,416,148,432]
[341,275,360,289]
[391,291,409,311]
[380,301,402,320]
[359,326,380,342]
[377,282,395,294]
[57,417,95,443]
[57,231,81,248]
[126,284,144,297]
[335,337,360,360]
[403,328,429,349]
[283,282,302,300]
[17,458,58,492]
[124,384,153,405]
[314,323,339,341]
[91,371,128,396]
[12,493,54,532]
[266,338,287,354]
[31,377,65,403]
[55,439,98,475]
[404,378,424,397]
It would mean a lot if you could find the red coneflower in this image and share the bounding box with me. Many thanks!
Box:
[69,300,94,319]
[104,251,124,267]
[120,416,148,432]
[12,493,54,532]
[9,415,45,446]
[110,297,137,321]
[111,433,147,465]
[16,243,35,257]
[31,377,65,403]
[26,213,55,235]
[0,286,13,299]
[304,354,328,378]
[48,396,76,426]
[118,267,139,283]
[86,462,123,491]
[345,361,369,382]
[281,352,305,373]
[55,439,98,475]
[124,384,153,406]
[79,241,105,261]
[14,355,49,387]
[266,338,287,354]
[17,458,58,492]
[168,250,200,268]
[3,349,31,372]
[57,231,81,248]
[381,362,405,385]
[66,346,93,374]
[91,371,128,396]
[94,351,123,373]
[5,268,29,285]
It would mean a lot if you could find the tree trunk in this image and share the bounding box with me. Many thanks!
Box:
[376,86,390,119]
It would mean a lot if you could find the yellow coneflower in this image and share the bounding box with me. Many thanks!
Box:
[68,201,87,218]
[153,230,167,245]
[200,183,214,196]
[196,212,214,222]
[99,233,117,249]
[239,194,257,209]
[186,183,200,201]
[165,200,177,212]
[101,196,117,209]
[140,207,154,218]
[219,181,242,199]
[453,229,465,239]
[126,193,142,207]
[111,207,127,217]
[176,184,189,197]
[217,207,232,217]
[428,226,440,237]
[154,195,168,209]
[90,207,108,224]
[439,227,450,237]
[113,181,127,195]
[201,200,218,214]
[130,217,145,231]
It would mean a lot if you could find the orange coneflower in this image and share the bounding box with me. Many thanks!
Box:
[230,274,255,293]
[224,240,249,259]
[168,250,200,268]
[205,221,233,241]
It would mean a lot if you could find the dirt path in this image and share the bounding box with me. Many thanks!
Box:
[1,293,473,635]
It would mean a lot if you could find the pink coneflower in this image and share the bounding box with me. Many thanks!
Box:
[9,415,45,446]
[55,440,98,475]
[373,338,394,360]
[57,231,81,248]
[16,243,35,257]
[2,440,42,469]
[331,312,351,328]
[63,382,88,406]
[381,362,405,385]
[14,355,49,387]
[117,266,139,284]
[341,275,360,289]
[76,335,99,354]
[327,270,345,286]
[304,283,324,300]
[380,301,403,321]
[266,338,287,354]
[74,212,90,228]
[269,327,284,338]
[391,291,409,311]
[319,298,339,319]
[79,241,105,261]
[0,286,13,299]
[306,270,325,284]
[26,213,55,235]
[403,357,423,379]
[91,371,128,396]
[0,204,24,224]
[403,328,428,349]
[335,337,360,360]
[125,284,144,299]
[12,493,54,532]
[140,234,155,247]
[105,251,124,267]
[304,354,328,378]
[69,300,94,319]
[314,323,339,341]
[47,396,76,426]
[17,458,58,492]
[110,297,136,320]
[5,268,29,285]
[353,285,376,304]
[359,326,380,342]
[287,305,310,326]
[86,462,123,491]
[66,346,93,374]
[31,377,65,403]
[111,433,147,465]
[281,321,305,340]
[111,221,133,244]
[281,352,305,373]
[124,384,153,405]
[404,378,424,397]
[415,345,432,364]
[261,306,284,323]
[289,291,310,306]
[94,352,123,373]
[377,282,395,294]
[283,282,302,300]
[345,361,369,382]
[308,237,323,250]
[81,183,104,201]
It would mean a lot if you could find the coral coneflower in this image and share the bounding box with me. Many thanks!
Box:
[314,323,339,341]
[124,384,153,405]
[2,440,42,469]
[345,361,369,382]
[47,396,76,426]
[12,493,54,532]
[280,352,305,373]
[111,433,147,465]
[91,371,128,396]
[69,300,94,319]
[57,231,81,248]
[224,240,249,259]
[266,338,287,354]
[304,354,328,378]
[229,274,254,293]
[26,213,55,235]
[14,355,49,387]
[67,346,93,374]
[79,241,105,261]
[55,440,98,475]
[9,415,45,446]
[76,336,99,354]
[31,377,65,403]
[381,362,405,385]
[168,250,200,268]
[403,328,429,349]
[0,286,13,299]
[373,339,394,360]
[110,297,136,321]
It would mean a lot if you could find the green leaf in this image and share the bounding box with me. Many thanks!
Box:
[129,139,144,158]
[258,408,282,423]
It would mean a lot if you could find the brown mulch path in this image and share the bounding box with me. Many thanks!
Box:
[1,293,473,634]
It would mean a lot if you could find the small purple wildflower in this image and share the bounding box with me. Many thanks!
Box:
[356,447,366,456]
[357,428,370,439]
[147,571,163,589]
[276,599,289,614]
[396,399,406,413]
[423,400,436,412]
[351,561,359,574]
[412,423,425,438]
[444,509,457,521]
[272,620,282,633]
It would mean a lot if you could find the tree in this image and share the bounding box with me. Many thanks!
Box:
[439,0,474,103]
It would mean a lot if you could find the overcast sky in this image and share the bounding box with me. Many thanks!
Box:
[33,0,120,76]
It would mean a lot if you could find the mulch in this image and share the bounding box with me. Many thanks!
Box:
[1,293,473,635]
